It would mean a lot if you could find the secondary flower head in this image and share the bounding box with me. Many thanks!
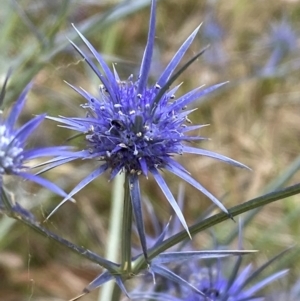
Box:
[177,258,288,301]
[50,0,248,243]
[261,19,297,76]
[0,75,73,199]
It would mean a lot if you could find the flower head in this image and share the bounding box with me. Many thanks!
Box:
[261,19,297,76]
[0,75,73,200]
[50,0,248,243]
[177,258,288,301]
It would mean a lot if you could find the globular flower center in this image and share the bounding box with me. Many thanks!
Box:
[83,80,185,174]
[0,125,24,174]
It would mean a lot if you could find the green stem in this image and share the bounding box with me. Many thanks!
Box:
[98,173,125,301]
[224,155,300,244]
[5,181,300,288]
[111,284,122,301]
[17,212,119,272]
[121,172,132,273]
[132,182,300,272]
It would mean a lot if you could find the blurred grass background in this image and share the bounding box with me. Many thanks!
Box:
[1,0,300,300]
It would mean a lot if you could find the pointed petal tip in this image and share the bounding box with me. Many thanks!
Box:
[72,25,85,40]
[232,161,251,171]
[202,44,211,52]
[152,168,192,239]
[137,0,157,94]
[44,197,73,221]
[68,293,87,301]
[71,23,77,31]
[191,23,202,34]
[66,37,72,44]
[0,68,13,106]
[229,212,235,222]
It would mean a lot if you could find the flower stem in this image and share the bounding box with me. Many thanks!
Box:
[155,183,300,257]
[132,182,300,272]
[224,154,300,244]
[121,172,132,274]
[98,172,125,301]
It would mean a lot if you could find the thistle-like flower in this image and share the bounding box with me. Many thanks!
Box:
[49,0,248,247]
[175,258,288,301]
[0,75,73,202]
[261,19,297,76]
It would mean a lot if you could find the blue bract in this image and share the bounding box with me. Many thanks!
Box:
[132,258,288,301]
[0,82,73,198]
[50,0,248,237]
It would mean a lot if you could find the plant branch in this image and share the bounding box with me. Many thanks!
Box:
[1,188,119,274]
[133,182,300,272]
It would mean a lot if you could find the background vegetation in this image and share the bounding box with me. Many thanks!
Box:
[1,0,300,300]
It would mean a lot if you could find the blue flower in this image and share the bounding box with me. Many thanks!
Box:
[50,0,248,234]
[0,77,73,200]
[261,19,297,76]
[177,259,288,301]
